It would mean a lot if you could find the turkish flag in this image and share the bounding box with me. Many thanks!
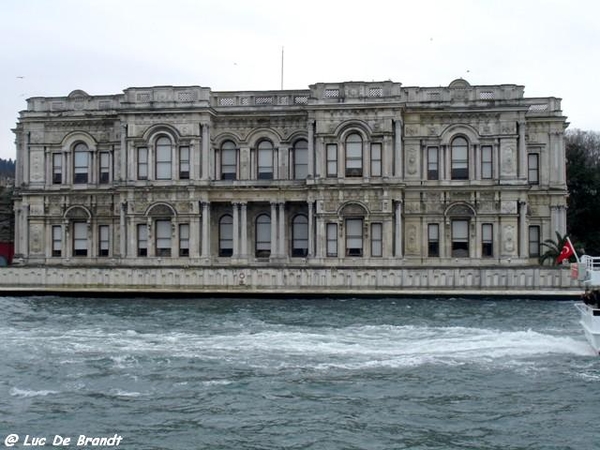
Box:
[556,239,575,264]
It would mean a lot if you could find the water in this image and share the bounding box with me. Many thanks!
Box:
[0,296,598,449]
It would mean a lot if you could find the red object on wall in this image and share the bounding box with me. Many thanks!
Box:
[0,242,14,265]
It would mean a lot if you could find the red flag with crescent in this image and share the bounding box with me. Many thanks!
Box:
[556,238,575,264]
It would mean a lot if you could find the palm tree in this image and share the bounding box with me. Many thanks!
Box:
[539,232,572,265]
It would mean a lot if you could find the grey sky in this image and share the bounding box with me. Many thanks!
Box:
[1,0,598,159]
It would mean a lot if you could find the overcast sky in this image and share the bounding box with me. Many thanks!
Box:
[1,0,598,159]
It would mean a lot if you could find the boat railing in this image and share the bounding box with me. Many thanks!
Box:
[581,255,600,272]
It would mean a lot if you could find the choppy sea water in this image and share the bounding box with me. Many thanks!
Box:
[0,295,598,450]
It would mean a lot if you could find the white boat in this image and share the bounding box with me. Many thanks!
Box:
[574,255,600,354]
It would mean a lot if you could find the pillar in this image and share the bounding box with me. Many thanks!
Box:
[395,200,403,258]
[308,201,314,257]
[519,201,528,258]
[120,123,127,181]
[201,201,210,258]
[518,120,527,179]
[232,202,239,257]
[308,120,315,178]
[394,119,403,178]
[202,123,210,180]
[240,202,248,258]
[278,202,286,257]
[270,202,278,257]
[119,201,127,258]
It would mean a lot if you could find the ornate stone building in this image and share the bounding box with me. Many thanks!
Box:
[12,79,568,271]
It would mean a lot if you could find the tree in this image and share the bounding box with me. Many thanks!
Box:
[566,129,600,255]
[539,231,572,265]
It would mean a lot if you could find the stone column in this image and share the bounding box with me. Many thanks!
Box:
[190,206,200,258]
[147,217,154,257]
[519,201,528,258]
[469,144,476,180]
[395,200,403,258]
[394,119,403,178]
[308,120,315,178]
[240,202,248,258]
[317,214,326,258]
[201,201,210,258]
[202,123,210,180]
[308,201,314,257]
[518,120,527,179]
[270,202,278,258]
[63,218,70,259]
[120,201,127,258]
[120,124,127,181]
[278,202,286,257]
[232,202,239,258]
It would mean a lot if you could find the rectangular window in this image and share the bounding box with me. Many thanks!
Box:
[73,222,87,257]
[98,225,109,257]
[293,146,308,180]
[427,146,439,180]
[99,152,110,184]
[179,223,190,257]
[371,223,382,257]
[482,223,493,257]
[451,220,469,257]
[221,148,237,180]
[326,223,338,257]
[74,150,89,184]
[137,224,148,257]
[345,142,362,177]
[529,225,540,257]
[258,148,273,179]
[52,154,62,184]
[137,147,148,180]
[179,146,190,179]
[156,146,172,180]
[428,224,439,257]
[451,145,469,180]
[346,218,363,257]
[52,225,61,257]
[528,153,539,184]
[370,144,382,177]
[155,220,171,257]
[481,145,493,179]
[326,144,337,177]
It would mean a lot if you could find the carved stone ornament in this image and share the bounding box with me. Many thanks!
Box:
[501,145,516,175]
[407,224,418,253]
[503,225,515,252]
[406,147,418,175]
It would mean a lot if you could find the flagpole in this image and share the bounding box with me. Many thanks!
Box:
[567,236,580,263]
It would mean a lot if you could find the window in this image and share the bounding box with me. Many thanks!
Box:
[179,224,190,257]
[326,223,338,257]
[428,224,439,257]
[73,222,87,257]
[451,220,469,257]
[371,223,382,257]
[255,214,271,257]
[137,147,148,180]
[481,145,493,179]
[219,215,233,257]
[156,137,172,180]
[371,143,382,177]
[73,143,89,184]
[98,225,109,257]
[137,224,148,257]
[221,141,237,180]
[179,146,190,179]
[346,218,363,256]
[291,215,309,257]
[52,154,62,184]
[427,146,439,180]
[155,220,171,257]
[257,140,274,180]
[52,226,61,257]
[451,137,469,180]
[99,152,110,184]
[345,133,363,177]
[528,153,539,184]
[529,226,540,257]
[326,144,337,177]
[293,140,308,180]
[482,223,493,257]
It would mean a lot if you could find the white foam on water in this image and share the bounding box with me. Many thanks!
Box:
[10,387,59,397]
[108,388,144,397]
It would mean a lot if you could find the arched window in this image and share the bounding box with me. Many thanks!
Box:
[255,214,271,257]
[221,141,237,180]
[345,133,362,177]
[257,141,274,180]
[155,219,172,256]
[73,143,89,184]
[155,136,172,180]
[291,215,308,257]
[292,140,308,180]
[451,137,469,180]
[345,218,363,256]
[219,215,233,257]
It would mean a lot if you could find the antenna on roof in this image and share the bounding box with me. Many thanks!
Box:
[280,46,284,90]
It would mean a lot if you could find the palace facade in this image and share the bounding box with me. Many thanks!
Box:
[12,79,568,269]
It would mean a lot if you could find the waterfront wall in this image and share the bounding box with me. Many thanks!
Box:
[0,266,581,296]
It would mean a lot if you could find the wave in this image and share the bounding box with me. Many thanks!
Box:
[10,387,60,397]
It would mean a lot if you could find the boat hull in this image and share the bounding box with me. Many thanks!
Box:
[575,302,600,354]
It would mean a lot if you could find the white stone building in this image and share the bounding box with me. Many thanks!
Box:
[12,78,568,272]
